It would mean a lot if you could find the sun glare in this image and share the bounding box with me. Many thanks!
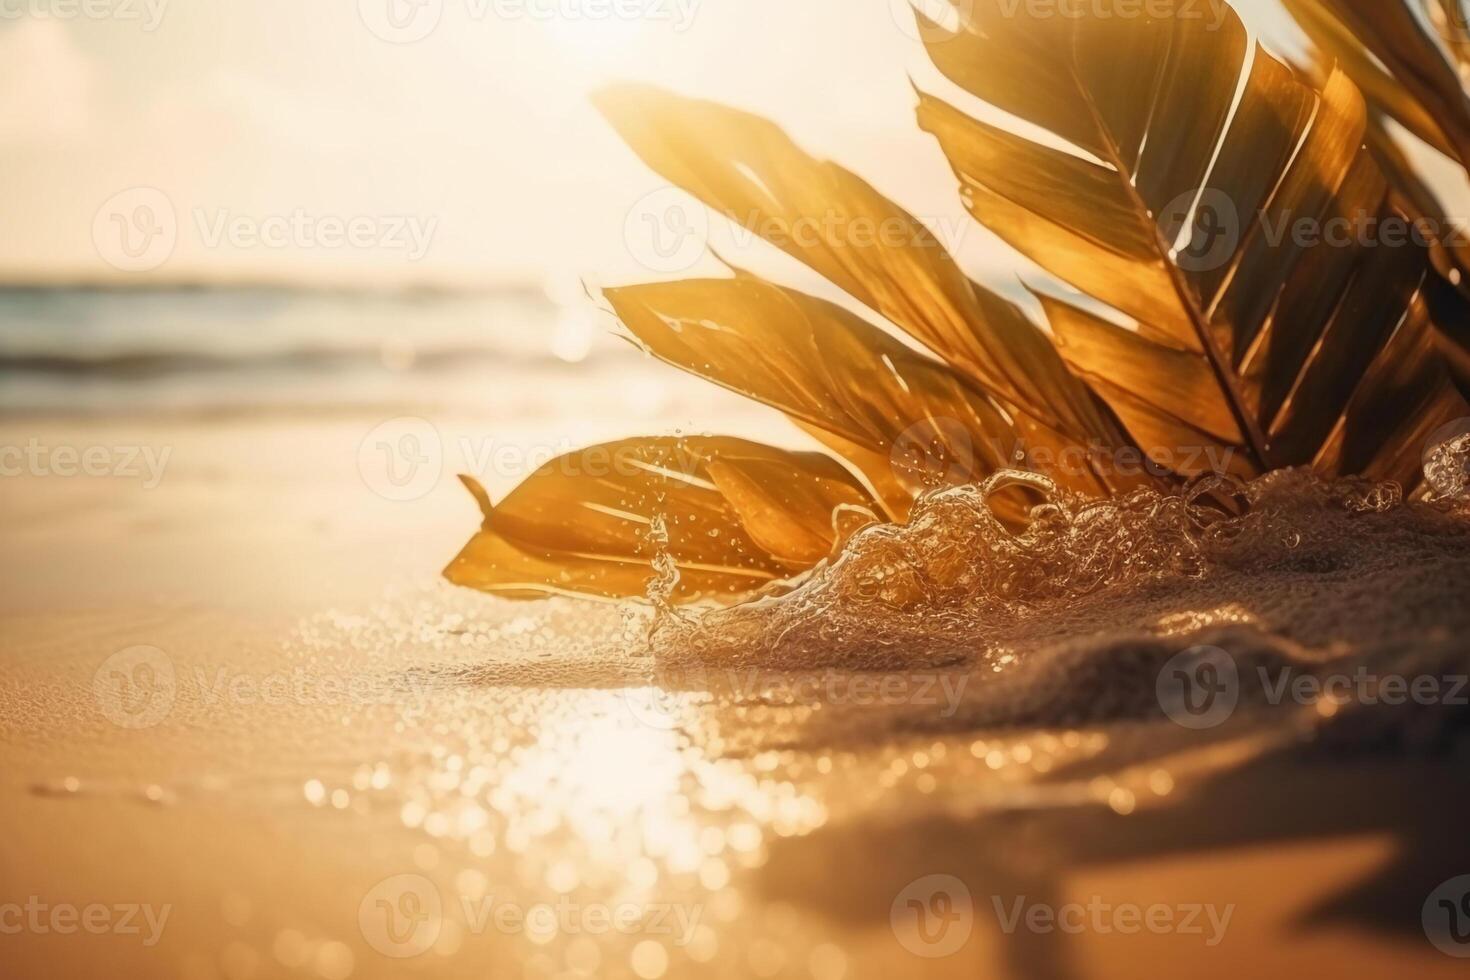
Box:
[542,13,653,66]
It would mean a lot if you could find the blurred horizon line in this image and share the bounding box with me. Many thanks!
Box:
[0,267,553,299]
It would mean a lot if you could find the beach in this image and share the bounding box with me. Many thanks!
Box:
[5,378,1470,979]
[12,0,1470,973]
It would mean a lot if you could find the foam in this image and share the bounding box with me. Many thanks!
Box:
[647,443,1470,757]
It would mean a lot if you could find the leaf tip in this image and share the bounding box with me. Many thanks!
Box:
[458,474,494,523]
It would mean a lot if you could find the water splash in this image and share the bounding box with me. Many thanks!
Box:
[643,510,691,646]
[654,465,1470,671]
[1425,431,1470,501]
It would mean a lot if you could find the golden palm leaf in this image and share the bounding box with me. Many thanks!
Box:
[444,438,877,602]
[916,1,1466,480]
[1281,0,1470,165]
[595,83,1145,506]
[604,274,1025,521]
[445,0,1470,605]
[1258,0,1470,390]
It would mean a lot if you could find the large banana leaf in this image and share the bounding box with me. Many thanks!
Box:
[915,0,1469,485]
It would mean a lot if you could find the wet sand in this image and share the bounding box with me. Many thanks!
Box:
[3,414,1469,980]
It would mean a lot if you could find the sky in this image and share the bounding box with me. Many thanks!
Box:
[3,0,955,287]
[0,0,1417,293]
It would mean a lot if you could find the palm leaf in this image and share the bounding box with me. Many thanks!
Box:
[593,85,1132,472]
[1281,0,1470,291]
[1429,0,1470,72]
[605,273,1086,517]
[914,0,1468,484]
[444,438,877,602]
[446,0,1470,605]
[1281,0,1470,164]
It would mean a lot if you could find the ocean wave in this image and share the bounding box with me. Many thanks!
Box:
[0,344,613,378]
